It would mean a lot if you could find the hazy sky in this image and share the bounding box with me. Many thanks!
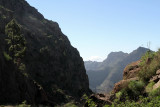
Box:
[26,0,160,61]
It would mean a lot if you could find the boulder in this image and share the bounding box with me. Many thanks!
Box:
[149,75,159,83]
[156,69,160,75]
[153,80,160,90]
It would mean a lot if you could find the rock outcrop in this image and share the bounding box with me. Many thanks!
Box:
[150,69,160,90]
[113,60,160,93]
[0,0,91,105]
[123,60,141,80]
[113,60,140,93]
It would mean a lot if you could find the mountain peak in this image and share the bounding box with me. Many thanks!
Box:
[130,47,150,56]
[107,51,128,59]
[103,51,128,65]
[137,46,149,51]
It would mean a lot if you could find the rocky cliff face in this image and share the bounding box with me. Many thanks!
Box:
[0,0,91,105]
[0,39,48,105]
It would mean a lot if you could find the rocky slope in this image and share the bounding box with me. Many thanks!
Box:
[0,0,91,105]
[113,59,160,93]
[113,50,160,98]
[88,49,160,107]
[85,47,149,93]
[113,60,140,93]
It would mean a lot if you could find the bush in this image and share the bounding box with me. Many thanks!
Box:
[82,94,96,107]
[105,96,160,107]
[19,63,26,71]
[115,80,145,101]
[128,80,145,95]
[16,100,31,107]
[116,91,122,100]
[149,87,160,97]
[138,51,160,81]
[140,51,155,66]
[3,52,12,61]
[115,89,128,100]
[145,81,155,93]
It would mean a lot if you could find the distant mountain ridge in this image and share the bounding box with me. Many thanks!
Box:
[85,51,128,71]
[85,47,149,92]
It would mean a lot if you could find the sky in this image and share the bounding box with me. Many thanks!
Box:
[26,0,160,62]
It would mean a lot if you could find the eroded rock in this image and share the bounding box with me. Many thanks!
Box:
[123,61,141,80]
[153,80,160,90]
[156,69,160,75]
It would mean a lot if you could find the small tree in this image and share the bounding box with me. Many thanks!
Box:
[5,19,26,64]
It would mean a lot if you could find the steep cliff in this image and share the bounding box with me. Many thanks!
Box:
[0,0,91,105]
[0,37,48,105]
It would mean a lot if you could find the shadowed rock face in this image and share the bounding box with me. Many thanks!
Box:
[0,0,91,105]
[0,43,48,105]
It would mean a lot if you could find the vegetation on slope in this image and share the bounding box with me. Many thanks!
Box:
[85,49,160,107]
[110,49,160,106]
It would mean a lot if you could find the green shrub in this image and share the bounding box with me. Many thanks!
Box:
[115,89,128,100]
[145,81,155,93]
[149,87,160,97]
[16,100,31,107]
[138,50,160,81]
[140,51,155,66]
[128,80,145,96]
[3,52,12,61]
[19,63,26,71]
[115,80,145,101]
[116,91,122,100]
[104,96,160,107]
[82,94,96,107]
